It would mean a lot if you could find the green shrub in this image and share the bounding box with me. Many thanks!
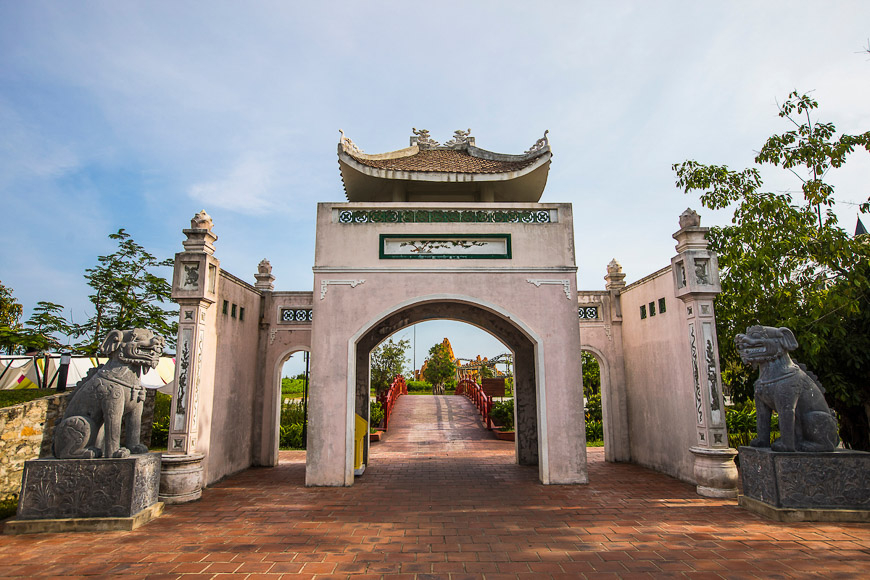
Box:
[726,400,783,451]
[730,430,781,449]
[279,422,304,449]
[0,389,57,409]
[725,400,779,449]
[583,394,604,443]
[154,391,171,417]
[585,393,602,423]
[276,400,307,449]
[370,400,384,428]
[586,419,604,442]
[150,392,171,449]
[282,400,306,424]
[150,417,169,449]
[406,380,432,392]
[0,496,17,520]
[490,399,514,430]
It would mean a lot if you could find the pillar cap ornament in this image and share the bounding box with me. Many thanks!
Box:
[182,210,218,255]
[190,210,213,231]
[679,207,701,229]
[255,259,275,290]
[673,208,709,253]
[604,259,626,290]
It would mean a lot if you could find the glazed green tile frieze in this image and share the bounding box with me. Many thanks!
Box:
[338,209,552,224]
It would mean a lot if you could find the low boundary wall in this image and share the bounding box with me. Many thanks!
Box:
[0,392,71,501]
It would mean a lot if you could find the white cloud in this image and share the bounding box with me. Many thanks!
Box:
[188,155,277,215]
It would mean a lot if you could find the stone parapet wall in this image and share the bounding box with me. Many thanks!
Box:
[0,392,72,501]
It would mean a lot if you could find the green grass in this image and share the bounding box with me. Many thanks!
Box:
[281,378,306,396]
[0,389,59,409]
[586,440,604,447]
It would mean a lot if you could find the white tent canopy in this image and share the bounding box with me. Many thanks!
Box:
[0,354,175,391]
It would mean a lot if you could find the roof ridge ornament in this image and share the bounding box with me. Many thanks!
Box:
[444,128,473,147]
[411,128,440,147]
[338,129,363,155]
[525,130,550,155]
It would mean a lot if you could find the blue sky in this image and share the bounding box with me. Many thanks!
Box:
[2,1,869,372]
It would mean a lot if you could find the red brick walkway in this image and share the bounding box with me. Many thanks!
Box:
[1,395,868,578]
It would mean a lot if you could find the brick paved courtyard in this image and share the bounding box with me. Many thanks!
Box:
[1,395,868,578]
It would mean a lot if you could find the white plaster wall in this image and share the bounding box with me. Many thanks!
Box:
[307,202,586,486]
[199,272,261,485]
[620,267,697,483]
[314,202,575,270]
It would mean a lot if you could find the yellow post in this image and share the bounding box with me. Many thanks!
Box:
[354,413,367,475]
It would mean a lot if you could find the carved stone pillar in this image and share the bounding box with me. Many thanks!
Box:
[671,209,738,498]
[166,211,219,456]
[601,259,630,462]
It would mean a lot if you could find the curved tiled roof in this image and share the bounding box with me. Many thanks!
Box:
[346,148,541,174]
[337,130,552,202]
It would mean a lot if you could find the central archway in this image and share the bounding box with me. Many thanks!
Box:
[348,294,549,483]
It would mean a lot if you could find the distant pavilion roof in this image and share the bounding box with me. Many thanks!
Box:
[337,129,552,203]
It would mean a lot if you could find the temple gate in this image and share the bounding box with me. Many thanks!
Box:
[163,129,736,496]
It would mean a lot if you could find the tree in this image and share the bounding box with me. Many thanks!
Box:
[12,301,73,353]
[422,341,457,395]
[674,91,870,449]
[72,229,177,354]
[370,337,410,396]
[0,281,24,354]
[581,351,601,398]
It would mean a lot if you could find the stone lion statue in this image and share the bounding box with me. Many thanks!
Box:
[53,329,165,459]
[735,325,839,452]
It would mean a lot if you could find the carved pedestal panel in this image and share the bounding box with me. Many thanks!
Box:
[739,446,870,522]
[5,453,162,533]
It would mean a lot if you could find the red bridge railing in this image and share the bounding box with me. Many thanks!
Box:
[457,378,492,430]
[378,375,407,431]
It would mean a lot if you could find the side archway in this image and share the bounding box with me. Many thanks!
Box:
[254,341,311,467]
[581,345,630,463]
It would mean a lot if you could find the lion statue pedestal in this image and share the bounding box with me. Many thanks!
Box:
[734,326,870,522]
[4,329,166,534]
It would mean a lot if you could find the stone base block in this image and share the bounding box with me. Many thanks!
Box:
[15,453,161,520]
[738,495,870,523]
[690,446,738,498]
[159,453,204,504]
[739,446,870,521]
[4,502,164,534]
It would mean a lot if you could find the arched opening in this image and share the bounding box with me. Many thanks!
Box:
[581,349,604,450]
[269,347,309,462]
[277,352,310,451]
[580,345,629,463]
[350,297,546,481]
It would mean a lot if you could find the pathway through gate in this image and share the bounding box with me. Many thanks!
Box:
[363,395,518,489]
[1,395,868,577]
[376,395,494,447]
